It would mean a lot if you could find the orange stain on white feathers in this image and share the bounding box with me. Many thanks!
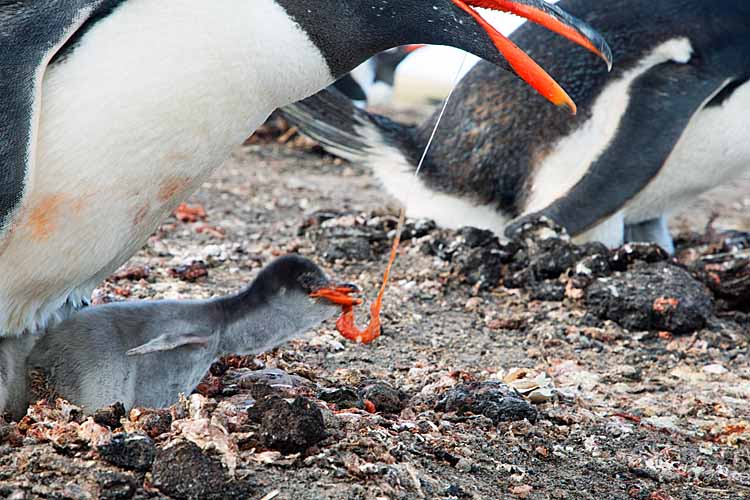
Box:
[9,190,99,243]
[157,175,192,203]
[132,202,151,227]
[23,194,69,241]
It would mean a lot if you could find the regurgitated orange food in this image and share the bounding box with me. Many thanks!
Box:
[332,208,405,345]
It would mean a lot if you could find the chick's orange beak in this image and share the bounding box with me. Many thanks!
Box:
[310,284,363,307]
[450,0,613,114]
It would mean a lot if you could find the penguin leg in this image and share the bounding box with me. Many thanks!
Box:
[624,216,674,254]
[573,212,625,249]
[505,61,739,241]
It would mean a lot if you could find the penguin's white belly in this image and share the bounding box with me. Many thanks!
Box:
[0,0,331,335]
[623,80,750,223]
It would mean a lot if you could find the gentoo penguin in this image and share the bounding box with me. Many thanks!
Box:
[0,0,611,348]
[332,46,422,107]
[1,255,360,418]
[283,0,750,254]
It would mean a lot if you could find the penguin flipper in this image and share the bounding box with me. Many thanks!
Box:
[0,1,103,235]
[506,62,736,239]
[126,333,213,356]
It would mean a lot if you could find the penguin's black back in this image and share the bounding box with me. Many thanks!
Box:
[413,0,750,217]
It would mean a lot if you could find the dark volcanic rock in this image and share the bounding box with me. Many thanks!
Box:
[95,471,137,500]
[452,227,519,290]
[400,219,436,241]
[503,268,532,290]
[421,227,518,290]
[300,211,394,262]
[321,236,374,262]
[152,441,254,500]
[609,243,669,271]
[528,280,565,302]
[586,262,713,333]
[453,246,505,290]
[420,236,454,261]
[358,381,407,414]
[0,420,23,447]
[575,254,612,279]
[97,433,155,472]
[169,260,209,282]
[436,381,538,424]
[249,396,326,454]
[128,408,172,438]
[93,402,126,430]
[318,387,364,410]
[691,253,750,309]
[529,239,582,280]
[459,227,496,248]
[229,368,312,389]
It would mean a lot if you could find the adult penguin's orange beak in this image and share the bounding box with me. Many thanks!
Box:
[449,0,612,113]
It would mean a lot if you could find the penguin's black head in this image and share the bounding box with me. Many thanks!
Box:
[248,255,361,309]
[277,0,612,112]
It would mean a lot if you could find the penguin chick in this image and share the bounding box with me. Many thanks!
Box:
[3,255,358,419]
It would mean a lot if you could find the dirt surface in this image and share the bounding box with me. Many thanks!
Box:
[1,117,749,500]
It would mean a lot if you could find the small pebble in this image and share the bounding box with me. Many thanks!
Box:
[249,396,326,454]
[455,458,472,473]
[436,381,538,424]
[703,363,728,375]
[359,382,406,414]
[152,440,254,500]
[93,402,126,430]
[97,433,156,472]
[464,297,483,311]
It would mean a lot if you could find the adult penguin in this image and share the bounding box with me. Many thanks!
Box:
[0,0,611,409]
[332,46,423,107]
[283,0,749,253]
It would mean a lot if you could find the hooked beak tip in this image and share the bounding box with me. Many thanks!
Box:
[310,285,363,307]
[560,99,577,115]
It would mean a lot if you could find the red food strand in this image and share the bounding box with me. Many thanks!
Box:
[336,208,405,344]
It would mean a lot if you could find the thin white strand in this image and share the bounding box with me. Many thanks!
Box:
[413,53,469,178]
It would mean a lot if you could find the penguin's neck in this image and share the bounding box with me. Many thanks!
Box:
[214,289,334,356]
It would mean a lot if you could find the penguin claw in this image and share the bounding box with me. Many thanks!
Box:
[504,214,539,239]
[505,213,568,241]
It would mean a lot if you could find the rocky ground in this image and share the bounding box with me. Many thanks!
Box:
[1,115,749,500]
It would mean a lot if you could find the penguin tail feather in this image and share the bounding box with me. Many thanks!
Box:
[280,88,418,172]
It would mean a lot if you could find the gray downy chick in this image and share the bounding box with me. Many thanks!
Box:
[3,255,358,419]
